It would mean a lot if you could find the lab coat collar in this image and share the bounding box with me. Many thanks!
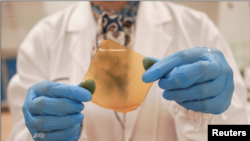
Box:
[66,1,172,32]
[66,1,94,33]
[137,1,172,26]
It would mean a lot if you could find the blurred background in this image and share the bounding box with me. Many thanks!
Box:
[1,1,250,141]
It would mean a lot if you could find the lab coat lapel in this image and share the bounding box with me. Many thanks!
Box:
[66,2,96,84]
[125,2,173,141]
[133,1,173,59]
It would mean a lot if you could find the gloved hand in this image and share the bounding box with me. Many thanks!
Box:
[142,47,234,114]
[22,80,95,141]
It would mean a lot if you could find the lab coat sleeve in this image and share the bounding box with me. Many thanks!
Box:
[168,13,248,141]
[7,19,50,141]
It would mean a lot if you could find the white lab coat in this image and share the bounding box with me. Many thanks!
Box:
[7,2,248,141]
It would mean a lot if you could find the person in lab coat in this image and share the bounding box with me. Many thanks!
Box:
[7,1,248,141]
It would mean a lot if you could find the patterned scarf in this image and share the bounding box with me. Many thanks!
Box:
[91,2,139,55]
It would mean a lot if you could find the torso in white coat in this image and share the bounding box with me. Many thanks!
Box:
[7,2,248,141]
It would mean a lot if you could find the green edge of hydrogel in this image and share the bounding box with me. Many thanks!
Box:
[79,79,96,95]
[143,57,156,70]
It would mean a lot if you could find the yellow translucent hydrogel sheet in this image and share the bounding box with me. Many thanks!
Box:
[83,40,153,113]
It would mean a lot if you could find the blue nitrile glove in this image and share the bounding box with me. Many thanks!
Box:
[23,80,95,141]
[142,47,234,114]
